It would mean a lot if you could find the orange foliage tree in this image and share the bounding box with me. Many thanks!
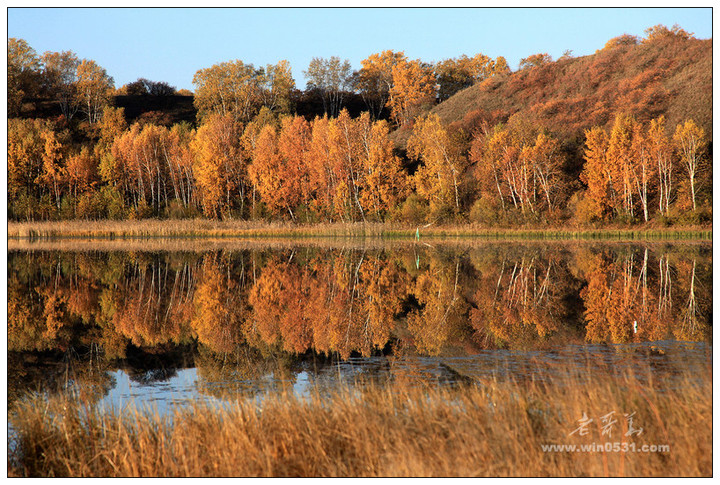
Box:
[605,114,636,218]
[582,115,704,221]
[191,113,245,218]
[249,116,313,220]
[408,114,467,215]
[355,50,406,119]
[248,110,408,222]
[38,128,65,210]
[356,113,409,220]
[65,146,97,202]
[471,121,566,218]
[518,53,552,70]
[643,24,694,43]
[388,58,436,126]
[8,118,62,219]
[435,53,509,101]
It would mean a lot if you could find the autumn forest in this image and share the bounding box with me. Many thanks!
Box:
[7,24,711,228]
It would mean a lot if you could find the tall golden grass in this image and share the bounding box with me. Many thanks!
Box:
[6,219,713,241]
[9,365,711,477]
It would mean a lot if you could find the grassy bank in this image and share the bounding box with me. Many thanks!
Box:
[9,367,711,477]
[7,219,713,240]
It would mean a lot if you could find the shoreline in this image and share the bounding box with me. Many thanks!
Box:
[6,219,713,241]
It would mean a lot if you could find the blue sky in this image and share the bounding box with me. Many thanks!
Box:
[7,7,712,91]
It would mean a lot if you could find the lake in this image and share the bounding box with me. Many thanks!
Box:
[7,239,712,414]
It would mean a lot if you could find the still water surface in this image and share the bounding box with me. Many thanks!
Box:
[8,240,712,412]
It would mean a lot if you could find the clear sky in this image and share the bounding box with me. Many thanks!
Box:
[7,7,713,92]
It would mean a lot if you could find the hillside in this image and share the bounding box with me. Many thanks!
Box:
[397,35,711,148]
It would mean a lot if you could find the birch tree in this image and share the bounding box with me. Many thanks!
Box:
[304,56,353,117]
[75,59,114,124]
[673,119,706,211]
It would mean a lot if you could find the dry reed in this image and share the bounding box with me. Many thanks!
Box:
[6,219,713,241]
[8,365,711,477]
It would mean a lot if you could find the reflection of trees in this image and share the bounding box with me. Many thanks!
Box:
[191,256,248,353]
[8,271,47,352]
[406,255,469,355]
[8,347,115,410]
[583,248,655,343]
[194,346,298,399]
[107,257,196,347]
[675,258,711,342]
[657,253,672,326]
[246,258,313,353]
[8,244,713,407]
[246,252,410,358]
[680,260,699,338]
[8,251,203,405]
[9,252,103,352]
[469,249,577,349]
[579,247,711,344]
[312,253,410,358]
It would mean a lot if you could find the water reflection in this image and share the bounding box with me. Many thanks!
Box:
[7,242,712,407]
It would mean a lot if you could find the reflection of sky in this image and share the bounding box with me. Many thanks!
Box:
[91,341,711,418]
[98,369,218,415]
[293,371,310,396]
[97,369,315,416]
